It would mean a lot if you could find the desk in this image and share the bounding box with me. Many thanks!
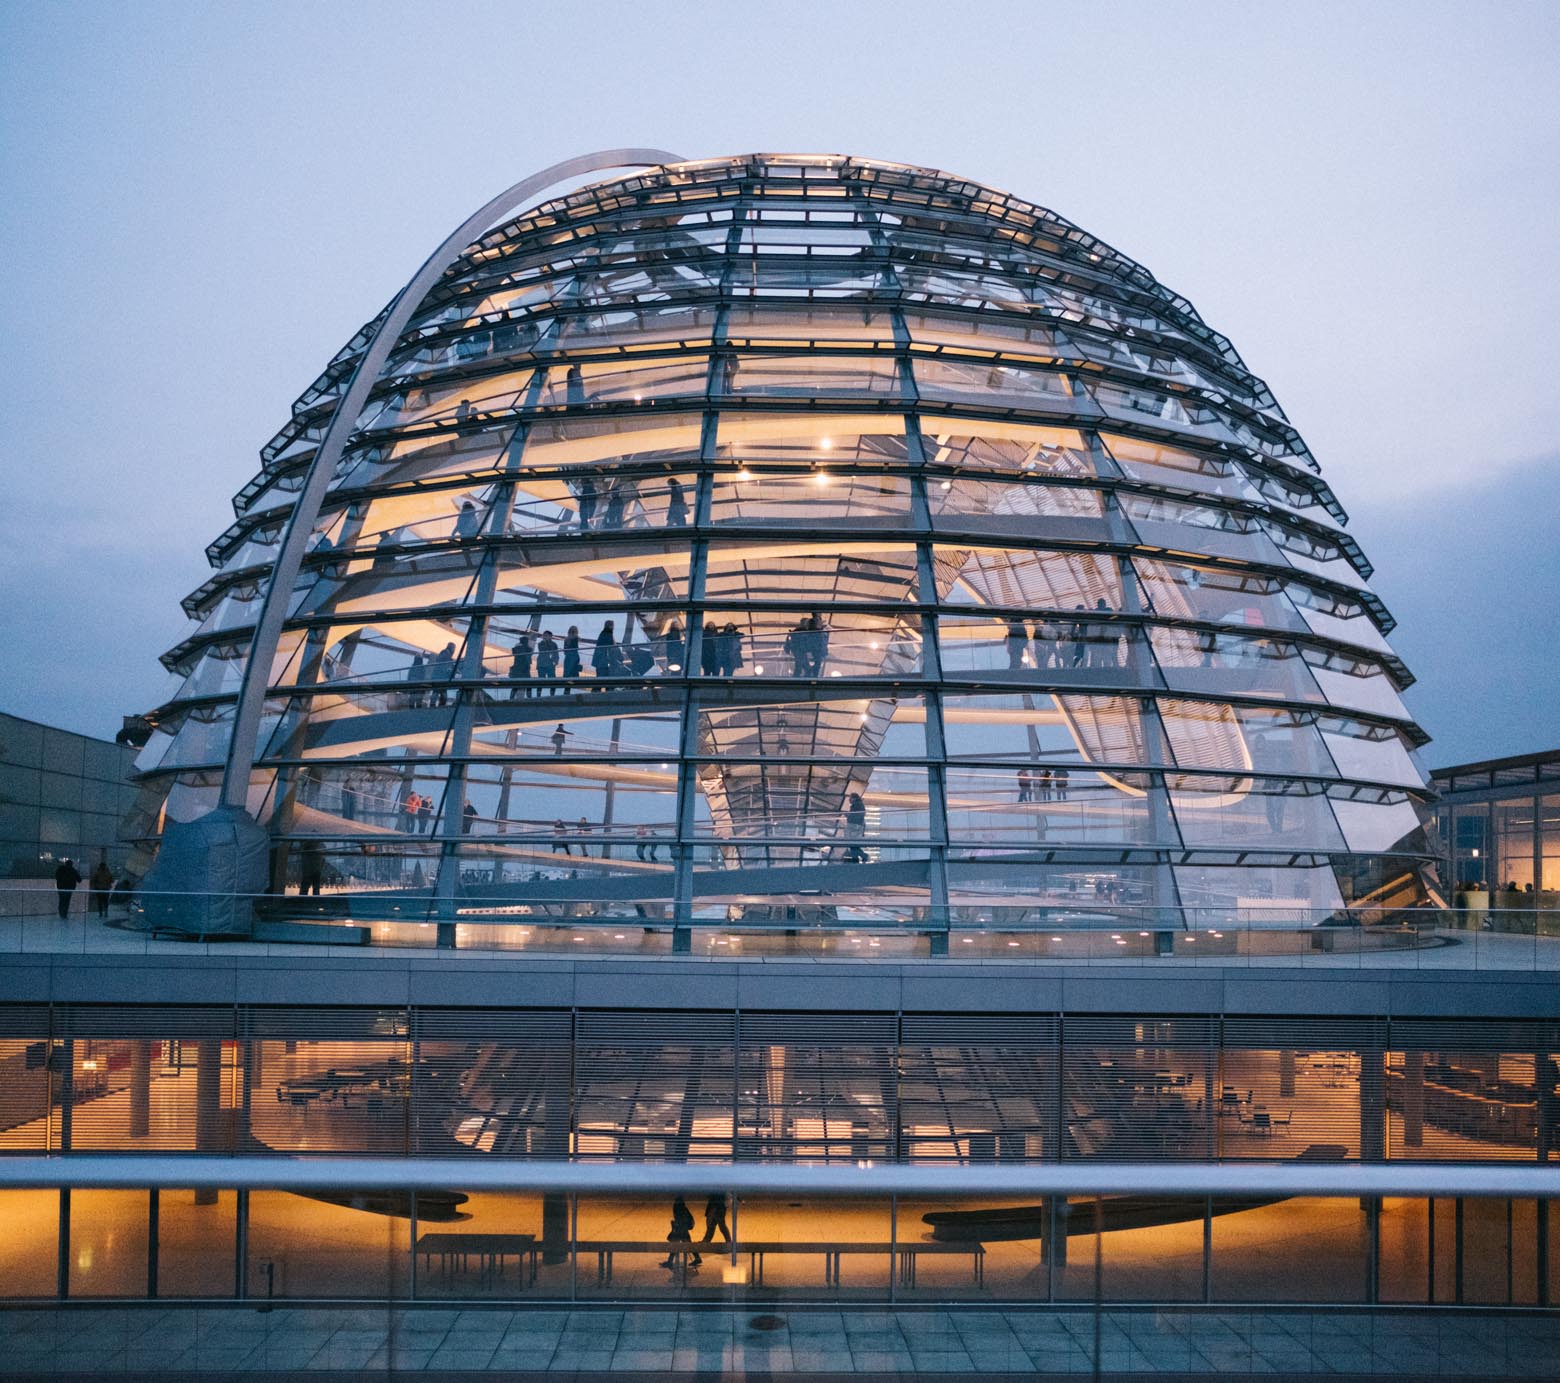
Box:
[416,1232,538,1287]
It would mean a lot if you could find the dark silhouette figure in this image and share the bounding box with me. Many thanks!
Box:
[843,793,868,863]
[661,620,685,674]
[1069,605,1088,668]
[1017,768,1033,803]
[454,498,480,538]
[408,652,426,709]
[509,632,533,698]
[806,613,830,676]
[551,724,570,757]
[462,801,479,835]
[720,623,744,677]
[1054,768,1070,801]
[1038,768,1053,802]
[566,364,585,407]
[536,631,559,686]
[552,820,572,857]
[563,627,582,681]
[88,860,114,918]
[577,478,598,532]
[592,621,617,680]
[661,1196,697,1269]
[431,642,456,706]
[603,484,627,532]
[299,841,324,897]
[666,477,688,527]
[701,622,721,676]
[53,859,81,919]
[785,619,809,678]
[1006,618,1028,670]
[701,1192,731,1246]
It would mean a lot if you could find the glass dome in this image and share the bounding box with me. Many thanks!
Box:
[136,153,1436,936]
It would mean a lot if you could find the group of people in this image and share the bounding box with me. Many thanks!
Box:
[1005,599,1120,671]
[573,476,688,532]
[660,1193,730,1271]
[52,857,122,920]
[400,610,841,705]
[783,614,832,677]
[398,790,436,832]
[1016,767,1071,803]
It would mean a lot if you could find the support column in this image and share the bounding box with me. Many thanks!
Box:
[1403,1049,1425,1149]
[1360,1028,1386,1166]
[1279,1047,1296,1100]
[130,1041,151,1139]
[195,1038,223,1205]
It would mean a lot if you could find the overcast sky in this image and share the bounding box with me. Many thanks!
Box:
[0,0,1555,766]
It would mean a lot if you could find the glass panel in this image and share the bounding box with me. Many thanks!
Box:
[156,1189,237,1298]
[920,419,1096,477]
[1167,775,1346,852]
[1210,1197,1368,1301]
[0,1189,57,1297]
[69,1190,148,1297]
[246,1190,406,1299]
[944,768,1166,847]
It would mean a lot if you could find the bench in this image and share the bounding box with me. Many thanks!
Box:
[416,1232,538,1287]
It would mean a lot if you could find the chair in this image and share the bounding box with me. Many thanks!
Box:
[1253,1110,1272,1135]
[1272,1109,1293,1129]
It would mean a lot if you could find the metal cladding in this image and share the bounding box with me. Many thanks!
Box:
[136,153,1436,929]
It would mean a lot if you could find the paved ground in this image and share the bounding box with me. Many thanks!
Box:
[0,1305,1557,1377]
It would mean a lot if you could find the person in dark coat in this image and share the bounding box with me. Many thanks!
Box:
[298,841,324,897]
[576,477,597,531]
[54,859,81,919]
[843,793,868,863]
[509,632,533,698]
[591,621,617,680]
[661,620,685,674]
[701,622,721,677]
[720,623,743,677]
[563,627,582,681]
[1006,618,1028,670]
[536,631,559,687]
[665,477,688,527]
[661,1195,697,1269]
[88,859,114,918]
[701,1192,731,1247]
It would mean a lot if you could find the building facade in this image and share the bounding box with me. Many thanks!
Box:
[0,712,140,880]
[133,153,1435,943]
[1431,747,1560,916]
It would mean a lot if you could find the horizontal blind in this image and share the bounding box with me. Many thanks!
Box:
[737,1012,897,1163]
[0,1006,49,1146]
[1060,1015,1214,1161]
[1218,1017,1380,1161]
[1384,1019,1547,1162]
[414,1009,571,1158]
[900,1015,1058,1162]
[576,1011,735,1161]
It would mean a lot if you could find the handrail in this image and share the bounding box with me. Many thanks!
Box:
[0,1155,1556,1199]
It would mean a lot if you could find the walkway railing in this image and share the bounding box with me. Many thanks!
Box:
[1,882,1557,968]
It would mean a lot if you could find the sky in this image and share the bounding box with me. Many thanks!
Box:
[0,0,1555,767]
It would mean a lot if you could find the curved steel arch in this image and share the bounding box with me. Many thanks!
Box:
[221,149,687,809]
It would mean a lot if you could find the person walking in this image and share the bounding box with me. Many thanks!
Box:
[592,621,617,682]
[844,792,868,863]
[661,1196,697,1269]
[431,642,457,706]
[563,627,582,682]
[1006,617,1028,670]
[700,1192,731,1250]
[576,477,597,532]
[299,841,324,897]
[509,632,533,698]
[602,484,627,532]
[551,723,570,756]
[661,619,685,674]
[536,630,559,687]
[54,854,81,916]
[575,817,592,858]
[665,477,688,528]
[721,623,744,677]
[88,859,114,919]
[552,820,572,857]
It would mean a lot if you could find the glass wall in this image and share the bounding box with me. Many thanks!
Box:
[0,1186,1547,1306]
